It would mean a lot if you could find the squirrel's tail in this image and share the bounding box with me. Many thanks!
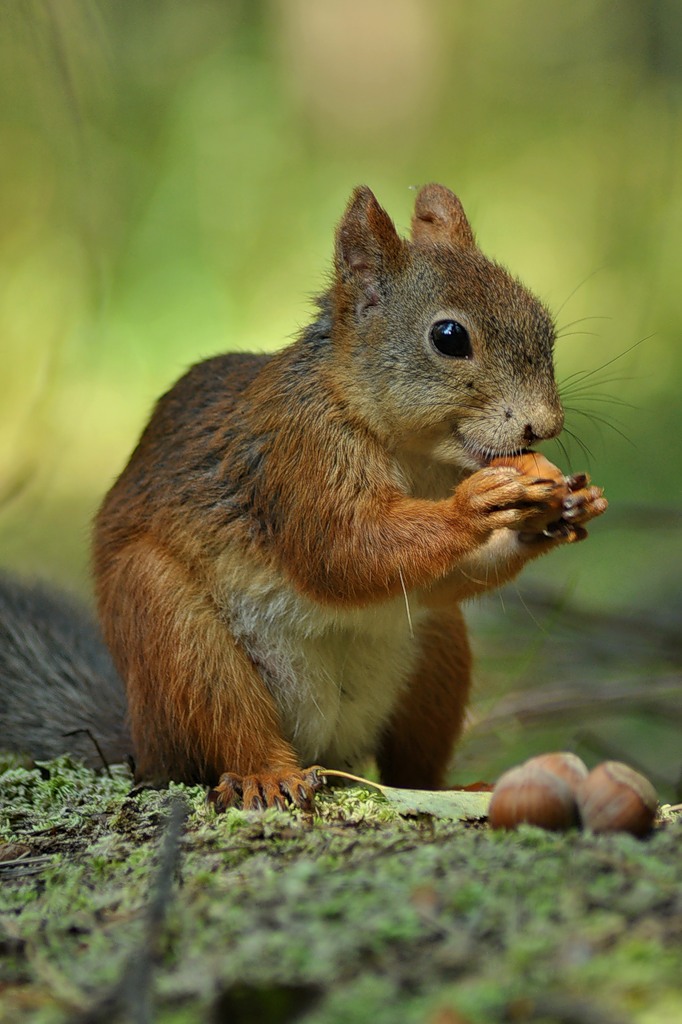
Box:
[0,574,131,770]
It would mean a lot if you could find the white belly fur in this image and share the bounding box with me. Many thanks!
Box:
[223,579,428,770]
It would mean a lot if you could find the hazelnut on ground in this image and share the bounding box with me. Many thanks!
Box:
[524,752,589,793]
[488,763,580,831]
[576,761,658,837]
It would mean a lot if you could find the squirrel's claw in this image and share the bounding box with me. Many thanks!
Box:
[566,472,590,491]
[208,765,323,813]
[518,488,606,546]
[561,486,608,524]
[207,771,242,811]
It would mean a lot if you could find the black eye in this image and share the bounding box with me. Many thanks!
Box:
[430,320,472,358]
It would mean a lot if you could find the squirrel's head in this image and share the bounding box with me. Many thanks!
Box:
[331,184,564,469]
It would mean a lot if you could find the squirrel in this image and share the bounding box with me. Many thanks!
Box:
[1,185,607,809]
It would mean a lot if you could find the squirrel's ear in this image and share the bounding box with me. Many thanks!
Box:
[334,187,403,309]
[411,183,475,249]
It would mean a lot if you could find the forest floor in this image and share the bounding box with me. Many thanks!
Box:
[1,756,681,1024]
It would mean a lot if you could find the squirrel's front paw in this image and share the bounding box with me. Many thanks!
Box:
[519,477,608,545]
[483,453,607,543]
[208,765,323,812]
[561,476,608,526]
[462,465,564,533]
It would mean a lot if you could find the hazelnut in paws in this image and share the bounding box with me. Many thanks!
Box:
[490,450,607,540]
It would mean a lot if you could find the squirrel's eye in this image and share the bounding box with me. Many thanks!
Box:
[430,320,472,358]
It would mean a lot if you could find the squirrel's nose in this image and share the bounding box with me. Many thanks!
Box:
[523,423,539,445]
[524,404,564,444]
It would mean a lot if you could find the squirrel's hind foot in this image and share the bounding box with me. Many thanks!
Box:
[208,766,323,812]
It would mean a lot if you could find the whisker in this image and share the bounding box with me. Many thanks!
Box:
[418,402,486,411]
[561,373,639,393]
[564,405,625,428]
[457,566,489,586]
[564,407,636,448]
[555,330,602,340]
[559,336,650,388]
[556,315,612,334]
[551,435,574,472]
[562,427,594,466]
[398,567,415,639]
[554,268,606,318]
[561,392,635,409]
[512,584,548,634]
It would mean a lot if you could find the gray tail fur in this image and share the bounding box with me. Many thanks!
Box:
[0,574,131,770]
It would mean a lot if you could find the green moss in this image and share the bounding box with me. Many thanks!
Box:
[1,756,681,1024]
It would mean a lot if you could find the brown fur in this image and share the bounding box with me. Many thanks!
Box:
[376,606,472,789]
[93,184,606,808]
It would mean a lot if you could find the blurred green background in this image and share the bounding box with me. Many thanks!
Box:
[1,2,680,791]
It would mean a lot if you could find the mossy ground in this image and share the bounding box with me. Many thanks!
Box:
[1,757,681,1024]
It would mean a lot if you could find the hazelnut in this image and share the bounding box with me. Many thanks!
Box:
[488,763,579,831]
[576,762,658,837]
[490,450,565,484]
[524,752,589,794]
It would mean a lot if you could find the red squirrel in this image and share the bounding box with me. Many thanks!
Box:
[3,185,607,808]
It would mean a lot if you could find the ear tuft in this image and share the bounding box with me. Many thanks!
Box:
[334,187,403,304]
[411,183,475,249]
